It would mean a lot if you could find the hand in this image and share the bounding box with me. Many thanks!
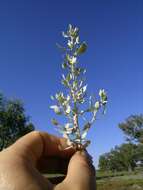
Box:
[0,131,96,190]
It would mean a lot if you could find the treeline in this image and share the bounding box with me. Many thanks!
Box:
[0,93,35,151]
[99,115,143,172]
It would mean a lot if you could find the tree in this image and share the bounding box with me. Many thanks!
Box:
[118,114,143,143]
[135,144,143,166]
[0,93,35,151]
[99,143,138,172]
[98,153,111,171]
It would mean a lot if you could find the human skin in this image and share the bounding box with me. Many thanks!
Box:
[0,131,96,190]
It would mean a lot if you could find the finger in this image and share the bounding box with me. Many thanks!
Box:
[63,151,96,190]
[37,156,69,174]
[10,131,75,165]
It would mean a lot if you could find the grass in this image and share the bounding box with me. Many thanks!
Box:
[96,170,143,190]
[43,170,143,189]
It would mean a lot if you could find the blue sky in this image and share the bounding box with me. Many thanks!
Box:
[0,0,143,167]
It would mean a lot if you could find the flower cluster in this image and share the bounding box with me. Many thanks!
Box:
[50,24,107,150]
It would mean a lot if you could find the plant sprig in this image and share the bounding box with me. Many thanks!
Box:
[50,24,107,150]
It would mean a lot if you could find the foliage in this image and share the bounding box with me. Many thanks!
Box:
[0,93,35,151]
[50,24,107,150]
[119,114,143,143]
[99,143,139,172]
[99,114,143,172]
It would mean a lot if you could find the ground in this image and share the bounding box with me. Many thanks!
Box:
[96,170,143,190]
[44,170,143,189]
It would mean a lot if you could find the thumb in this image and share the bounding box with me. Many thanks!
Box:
[64,151,96,190]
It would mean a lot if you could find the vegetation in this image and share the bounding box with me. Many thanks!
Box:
[0,93,35,151]
[99,114,143,172]
[96,170,143,190]
[119,114,143,143]
[50,24,107,150]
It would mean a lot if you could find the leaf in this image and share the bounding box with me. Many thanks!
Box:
[66,73,72,82]
[99,89,107,103]
[75,36,80,44]
[65,123,71,129]
[76,42,87,55]
[81,131,88,139]
[65,105,71,114]
[62,31,68,38]
[62,79,69,87]
[82,85,87,93]
[95,101,100,110]
[50,95,54,100]
[51,118,59,126]
[62,62,67,69]
[74,138,81,143]
[83,122,91,131]
[50,105,62,115]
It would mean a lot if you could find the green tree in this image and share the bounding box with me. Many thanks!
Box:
[99,143,138,172]
[0,94,35,151]
[119,114,143,143]
[98,153,111,171]
[118,143,137,171]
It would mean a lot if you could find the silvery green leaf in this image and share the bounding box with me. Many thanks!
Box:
[82,85,87,93]
[99,89,107,105]
[50,105,62,115]
[66,73,72,82]
[73,81,78,89]
[75,36,80,44]
[74,27,79,33]
[68,56,77,65]
[62,31,68,38]
[99,89,107,99]
[62,62,67,69]
[50,95,55,100]
[51,118,59,126]
[62,74,66,80]
[65,105,71,114]
[68,40,73,49]
[68,24,72,31]
[95,101,100,109]
[62,79,68,87]
[83,69,86,74]
[57,94,65,104]
[66,128,73,134]
[66,95,70,101]
[61,126,73,135]
[81,130,88,139]
[79,81,83,88]
[79,98,85,104]
[74,138,81,143]
[65,123,71,129]
[55,93,58,99]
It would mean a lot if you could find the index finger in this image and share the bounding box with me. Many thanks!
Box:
[10,131,75,165]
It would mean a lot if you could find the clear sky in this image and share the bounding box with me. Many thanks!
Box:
[0,0,143,167]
